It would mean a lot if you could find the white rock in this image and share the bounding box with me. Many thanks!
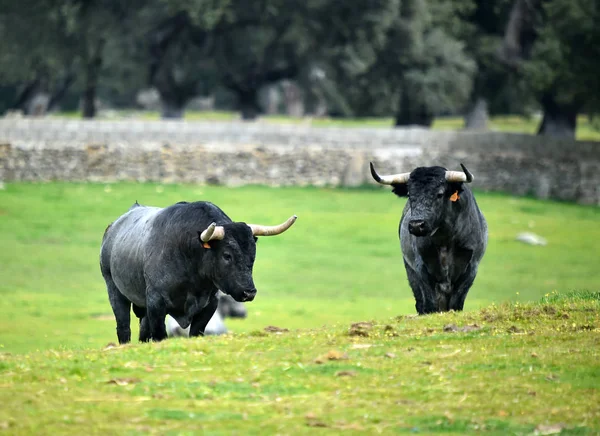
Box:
[516,232,547,246]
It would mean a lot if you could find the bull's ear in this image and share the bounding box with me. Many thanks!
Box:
[253,236,258,243]
[391,183,408,197]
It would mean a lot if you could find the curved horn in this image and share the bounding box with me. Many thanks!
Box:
[370,162,411,185]
[445,163,474,183]
[200,222,225,242]
[248,215,297,236]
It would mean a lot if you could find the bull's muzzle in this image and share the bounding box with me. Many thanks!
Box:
[408,220,429,237]
[242,288,257,302]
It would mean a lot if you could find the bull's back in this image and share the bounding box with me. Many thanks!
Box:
[100,207,162,306]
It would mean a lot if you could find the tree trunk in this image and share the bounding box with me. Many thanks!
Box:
[394,91,433,127]
[498,0,541,68]
[13,77,48,115]
[82,41,104,119]
[47,72,76,112]
[282,81,304,117]
[160,99,185,119]
[537,93,578,139]
[238,89,260,121]
[464,97,489,130]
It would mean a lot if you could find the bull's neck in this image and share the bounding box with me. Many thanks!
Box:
[432,196,470,245]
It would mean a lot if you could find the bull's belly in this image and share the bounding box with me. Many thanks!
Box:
[109,250,147,307]
[112,273,146,307]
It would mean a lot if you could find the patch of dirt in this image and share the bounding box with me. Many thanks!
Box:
[542,306,557,315]
[106,377,141,386]
[383,324,399,336]
[333,422,363,430]
[534,423,565,435]
[507,325,524,334]
[335,370,356,377]
[264,325,289,333]
[348,321,373,337]
[305,413,328,428]
[314,350,349,364]
[443,324,481,333]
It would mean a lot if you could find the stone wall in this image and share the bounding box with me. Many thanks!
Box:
[0,118,598,205]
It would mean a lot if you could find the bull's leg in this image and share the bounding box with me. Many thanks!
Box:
[449,265,478,311]
[435,282,452,312]
[144,290,167,342]
[403,259,436,314]
[132,305,150,342]
[189,293,219,337]
[104,275,131,344]
[139,316,151,342]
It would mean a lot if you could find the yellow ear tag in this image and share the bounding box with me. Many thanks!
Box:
[202,242,211,249]
[450,191,460,202]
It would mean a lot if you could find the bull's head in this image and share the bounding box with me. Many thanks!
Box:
[197,215,297,302]
[370,162,473,237]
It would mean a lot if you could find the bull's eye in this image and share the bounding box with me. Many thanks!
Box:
[223,253,232,262]
[437,192,444,198]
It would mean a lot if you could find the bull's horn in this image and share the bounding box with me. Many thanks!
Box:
[445,163,474,183]
[200,222,225,242]
[369,162,411,185]
[248,215,297,236]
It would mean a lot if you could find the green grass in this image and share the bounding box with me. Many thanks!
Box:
[0,183,598,355]
[53,110,600,141]
[0,183,599,433]
[0,294,598,434]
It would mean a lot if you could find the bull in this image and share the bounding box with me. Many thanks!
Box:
[370,163,487,314]
[100,200,296,343]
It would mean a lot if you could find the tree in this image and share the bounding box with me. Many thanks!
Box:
[499,0,600,138]
[523,0,600,137]
[163,0,402,120]
[324,0,476,127]
[0,0,78,115]
[0,0,144,118]
[462,0,526,129]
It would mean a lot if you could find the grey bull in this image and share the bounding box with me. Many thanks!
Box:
[370,163,488,314]
[100,200,297,343]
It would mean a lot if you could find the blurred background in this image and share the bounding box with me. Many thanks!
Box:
[0,0,599,354]
[0,0,598,138]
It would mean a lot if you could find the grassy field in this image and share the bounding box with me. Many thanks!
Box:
[0,183,598,353]
[0,183,599,433]
[54,110,600,141]
[0,292,598,434]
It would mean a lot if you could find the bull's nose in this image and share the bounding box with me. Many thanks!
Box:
[408,220,427,236]
[243,289,257,302]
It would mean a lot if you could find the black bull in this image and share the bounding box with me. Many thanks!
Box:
[371,163,488,314]
[100,201,296,343]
